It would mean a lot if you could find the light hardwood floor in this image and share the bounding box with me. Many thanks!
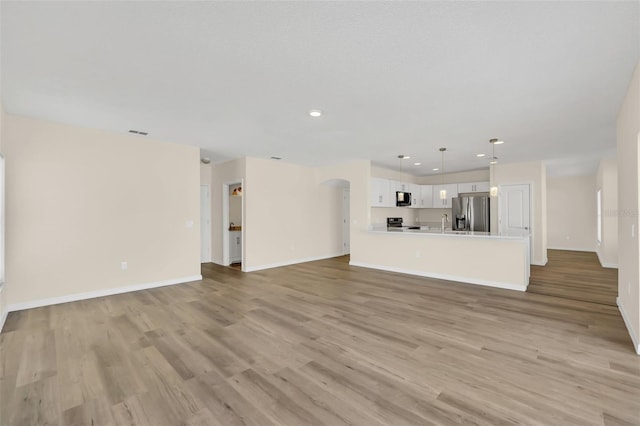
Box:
[1,255,639,425]
[528,250,618,306]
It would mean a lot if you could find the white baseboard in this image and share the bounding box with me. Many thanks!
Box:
[531,260,547,266]
[348,261,527,292]
[6,274,203,313]
[596,251,618,269]
[245,253,344,272]
[547,246,596,253]
[617,297,640,355]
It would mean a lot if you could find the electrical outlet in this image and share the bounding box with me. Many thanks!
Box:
[121,261,128,271]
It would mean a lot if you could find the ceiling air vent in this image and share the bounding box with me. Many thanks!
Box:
[128,130,148,136]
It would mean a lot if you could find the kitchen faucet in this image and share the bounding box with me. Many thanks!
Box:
[441,213,449,232]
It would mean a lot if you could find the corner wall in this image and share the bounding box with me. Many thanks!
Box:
[596,158,618,267]
[3,115,201,310]
[616,60,640,354]
[243,157,345,270]
[493,160,548,266]
[547,175,597,252]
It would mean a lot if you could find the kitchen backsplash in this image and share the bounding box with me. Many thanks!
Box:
[370,207,452,226]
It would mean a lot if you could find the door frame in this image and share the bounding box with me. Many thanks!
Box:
[200,184,211,263]
[342,188,350,255]
[222,179,244,270]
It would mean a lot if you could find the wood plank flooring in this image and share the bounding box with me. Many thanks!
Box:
[2,255,639,425]
[528,250,618,306]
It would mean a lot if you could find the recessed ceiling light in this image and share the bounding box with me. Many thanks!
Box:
[309,110,322,117]
[476,153,486,157]
[489,158,498,164]
[413,162,421,166]
[432,168,439,171]
[490,138,505,145]
[398,155,411,159]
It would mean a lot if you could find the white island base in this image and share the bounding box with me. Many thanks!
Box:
[351,229,530,291]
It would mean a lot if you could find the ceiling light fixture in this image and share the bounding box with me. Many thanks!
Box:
[270,156,282,160]
[489,138,502,197]
[439,148,447,199]
[309,110,322,117]
[413,162,421,166]
[201,157,211,164]
[432,168,439,172]
[476,153,486,157]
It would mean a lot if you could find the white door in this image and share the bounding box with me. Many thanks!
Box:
[343,189,350,254]
[500,184,531,237]
[200,185,211,263]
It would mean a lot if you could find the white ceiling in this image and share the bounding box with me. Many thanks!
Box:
[1,1,638,176]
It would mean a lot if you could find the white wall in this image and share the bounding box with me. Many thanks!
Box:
[0,105,6,329]
[3,114,201,309]
[596,158,618,267]
[547,175,597,252]
[494,160,548,266]
[616,60,640,354]
[243,157,344,270]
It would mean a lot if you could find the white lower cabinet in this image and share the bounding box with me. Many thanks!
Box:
[229,231,242,263]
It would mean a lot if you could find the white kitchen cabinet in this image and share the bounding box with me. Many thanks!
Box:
[409,184,421,209]
[370,178,393,207]
[432,184,458,207]
[229,231,242,263]
[457,181,490,193]
[419,185,433,208]
[393,180,410,192]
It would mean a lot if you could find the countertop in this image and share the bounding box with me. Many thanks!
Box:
[369,225,529,240]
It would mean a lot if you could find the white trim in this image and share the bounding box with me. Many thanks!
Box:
[349,261,528,292]
[531,259,548,266]
[0,308,7,333]
[617,297,640,355]
[244,253,344,272]
[596,250,618,269]
[210,257,224,266]
[200,184,212,264]
[547,246,597,253]
[6,275,202,313]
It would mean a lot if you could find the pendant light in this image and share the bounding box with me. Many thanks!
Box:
[439,148,447,199]
[489,138,502,197]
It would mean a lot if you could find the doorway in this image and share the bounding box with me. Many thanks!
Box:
[200,185,211,263]
[223,181,243,269]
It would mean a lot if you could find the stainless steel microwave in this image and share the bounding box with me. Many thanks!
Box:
[396,191,411,207]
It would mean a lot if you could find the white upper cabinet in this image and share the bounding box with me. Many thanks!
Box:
[370,178,394,207]
[419,185,433,208]
[457,181,490,193]
[394,181,410,192]
[409,184,421,209]
[432,184,459,207]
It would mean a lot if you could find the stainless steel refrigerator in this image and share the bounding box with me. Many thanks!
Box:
[452,194,490,232]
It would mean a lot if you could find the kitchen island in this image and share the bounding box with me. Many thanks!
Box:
[350,227,530,291]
